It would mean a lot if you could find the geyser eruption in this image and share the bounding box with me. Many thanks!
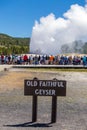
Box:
[30,4,87,55]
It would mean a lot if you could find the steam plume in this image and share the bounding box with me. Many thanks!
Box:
[30,4,87,55]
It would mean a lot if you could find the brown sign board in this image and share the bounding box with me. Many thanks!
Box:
[24,79,66,96]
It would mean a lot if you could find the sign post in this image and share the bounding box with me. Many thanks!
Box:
[51,96,57,123]
[24,77,66,123]
[32,95,37,122]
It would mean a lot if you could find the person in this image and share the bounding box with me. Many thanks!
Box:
[83,56,87,66]
[23,54,28,64]
[49,55,54,64]
[8,55,11,64]
[1,54,4,64]
[28,55,33,64]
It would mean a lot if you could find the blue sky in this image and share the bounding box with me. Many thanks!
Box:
[0,0,85,37]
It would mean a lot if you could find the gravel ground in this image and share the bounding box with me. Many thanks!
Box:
[0,68,87,130]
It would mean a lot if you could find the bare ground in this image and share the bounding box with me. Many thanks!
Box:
[0,68,87,130]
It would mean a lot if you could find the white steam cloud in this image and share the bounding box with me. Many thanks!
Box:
[30,4,87,55]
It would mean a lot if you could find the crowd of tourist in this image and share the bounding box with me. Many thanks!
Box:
[0,53,87,66]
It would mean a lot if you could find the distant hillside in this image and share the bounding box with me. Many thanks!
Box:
[0,33,30,54]
[0,33,30,46]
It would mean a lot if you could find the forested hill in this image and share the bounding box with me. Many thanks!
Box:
[0,33,30,54]
[0,33,30,46]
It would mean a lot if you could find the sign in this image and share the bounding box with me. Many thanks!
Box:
[24,78,66,123]
[24,79,66,96]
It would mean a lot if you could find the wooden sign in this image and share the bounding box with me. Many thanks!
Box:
[24,78,66,123]
[24,79,66,96]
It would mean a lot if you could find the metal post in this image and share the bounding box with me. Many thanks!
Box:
[51,96,57,123]
[32,96,37,122]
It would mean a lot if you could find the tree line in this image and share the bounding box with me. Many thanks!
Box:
[0,33,30,55]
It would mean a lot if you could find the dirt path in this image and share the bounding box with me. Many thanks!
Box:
[0,69,87,130]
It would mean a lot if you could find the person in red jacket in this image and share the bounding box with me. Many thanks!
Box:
[23,54,28,64]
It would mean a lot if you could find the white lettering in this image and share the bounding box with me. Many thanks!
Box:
[34,81,38,86]
[52,90,55,95]
[26,81,38,87]
[57,82,64,87]
[39,81,42,87]
[45,90,49,95]
[35,89,39,94]
[53,82,56,87]
[42,82,46,87]
[34,89,56,96]
[39,81,64,87]
[26,81,31,86]
[26,80,65,87]
[39,89,42,95]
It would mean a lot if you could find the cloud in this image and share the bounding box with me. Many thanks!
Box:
[30,4,87,55]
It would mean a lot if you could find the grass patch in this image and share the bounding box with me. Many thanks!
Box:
[25,68,87,72]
